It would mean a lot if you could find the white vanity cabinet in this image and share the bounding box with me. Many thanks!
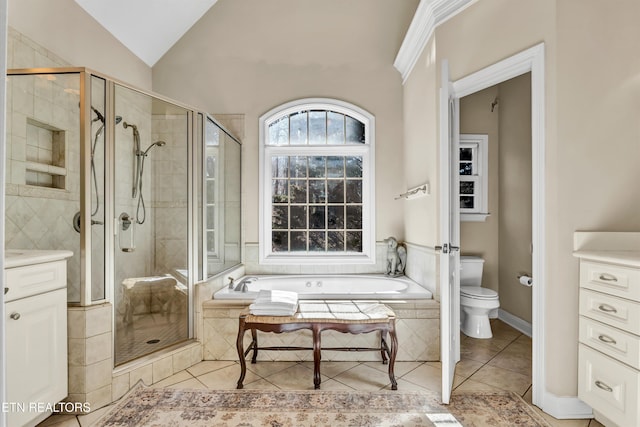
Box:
[4,250,72,427]
[575,251,640,427]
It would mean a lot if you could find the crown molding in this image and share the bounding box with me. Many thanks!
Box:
[394,0,476,84]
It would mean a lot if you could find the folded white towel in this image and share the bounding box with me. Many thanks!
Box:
[250,289,298,316]
[249,307,298,316]
[253,290,298,305]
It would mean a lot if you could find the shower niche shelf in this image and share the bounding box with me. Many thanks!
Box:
[25,118,67,189]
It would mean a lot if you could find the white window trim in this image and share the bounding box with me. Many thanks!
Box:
[259,98,376,265]
[459,134,489,222]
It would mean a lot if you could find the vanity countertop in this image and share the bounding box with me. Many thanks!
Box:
[573,250,640,267]
[4,249,73,269]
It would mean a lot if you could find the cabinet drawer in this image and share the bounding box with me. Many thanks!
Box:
[579,316,640,369]
[4,260,67,302]
[580,261,640,302]
[580,288,640,335]
[579,344,640,427]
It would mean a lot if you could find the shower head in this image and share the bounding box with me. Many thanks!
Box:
[142,140,166,156]
[91,106,104,123]
[123,121,137,131]
[115,116,123,125]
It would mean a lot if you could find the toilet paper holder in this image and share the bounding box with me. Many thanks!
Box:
[517,274,533,286]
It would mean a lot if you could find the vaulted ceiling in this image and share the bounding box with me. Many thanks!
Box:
[74,0,219,66]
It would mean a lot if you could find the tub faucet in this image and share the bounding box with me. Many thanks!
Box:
[234,276,258,292]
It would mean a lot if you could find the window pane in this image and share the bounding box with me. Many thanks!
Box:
[309,231,325,251]
[327,206,344,229]
[290,111,308,145]
[327,111,345,144]
[346,231,362,252]
[345,156,362,178]
[460,162,473,175]
[290,206,307,229]
[309,156,326,178]
[290,231,307,251]
[460,196,475,209]
[290,156,307,178]
[272,179,288,203]
[290,180,307,203]
[309,180,326,203]
[346,179,362,203]
[269,117,289,145]
[346,205,362,229]
[460,181,475,195]
[207,206,215,226]
[272,231,288,251]
[460,147,473,161]
[206,182,215,202]
[346,116,365,144]
[272,206,288,229]
[328,231,344,251]
[271,156,289,178]
[309,206,325,229]
[206,155,216,178]
[207,231,215,251]
[327,156,344,178]
[327,180,344,203]
[309,111,326,144]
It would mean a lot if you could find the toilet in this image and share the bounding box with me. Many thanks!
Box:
[459,256,500,339]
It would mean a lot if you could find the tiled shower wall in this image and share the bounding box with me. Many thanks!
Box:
[151,114,189,275]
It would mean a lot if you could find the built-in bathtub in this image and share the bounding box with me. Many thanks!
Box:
[203,274,439,362]
[212,274,433,300]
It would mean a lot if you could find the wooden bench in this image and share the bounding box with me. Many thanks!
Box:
[236,301,398,390]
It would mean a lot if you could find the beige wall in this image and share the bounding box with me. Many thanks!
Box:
[459,86,500,293]
[8,0,151,89]
[498,73,532,323]
[152,0,419,244]
[402,38,439,246]
[404,0,640,397]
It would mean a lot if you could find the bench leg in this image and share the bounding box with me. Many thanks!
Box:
[388,320,398,390]
[236,317,247,389]
[380,330,389,364]
[313,324,322,389]
[251,328,258,364]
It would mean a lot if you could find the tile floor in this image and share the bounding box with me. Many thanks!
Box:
[39,320,604,427]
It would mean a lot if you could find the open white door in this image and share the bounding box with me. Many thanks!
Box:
[439,59,461,404]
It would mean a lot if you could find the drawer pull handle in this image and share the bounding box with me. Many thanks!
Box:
[595,380,613,393]
[9,312,20,320]
[598,334,617,345]
[598,304,618,314]
[598,273,618,282]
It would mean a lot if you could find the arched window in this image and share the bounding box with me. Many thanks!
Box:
[259,98,375,264]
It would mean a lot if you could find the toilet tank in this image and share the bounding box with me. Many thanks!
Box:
[460,256,484,286]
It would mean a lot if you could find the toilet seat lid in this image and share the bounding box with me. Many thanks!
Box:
[461,286,498,299]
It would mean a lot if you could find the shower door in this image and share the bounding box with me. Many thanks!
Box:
[113,84,190,365]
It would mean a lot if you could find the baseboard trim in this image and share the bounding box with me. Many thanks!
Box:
[497,309,532,337]
[540,391,593,420]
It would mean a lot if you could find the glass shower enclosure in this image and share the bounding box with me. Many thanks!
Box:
[5,68,240,366]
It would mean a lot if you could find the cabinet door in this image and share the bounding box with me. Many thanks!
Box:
[6,288,67,427]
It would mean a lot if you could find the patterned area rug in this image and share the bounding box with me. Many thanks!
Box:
[95,383,551,427]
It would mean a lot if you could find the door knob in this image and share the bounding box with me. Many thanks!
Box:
[435,244,449,254]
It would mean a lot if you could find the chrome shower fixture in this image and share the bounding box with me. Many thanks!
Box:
[134,140,166,225]
[123,121,141,198]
